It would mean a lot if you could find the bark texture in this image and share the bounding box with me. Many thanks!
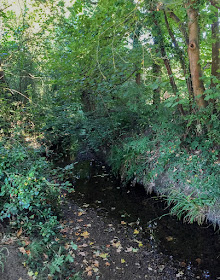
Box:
[186,2,208,109]
[211,8,220,88]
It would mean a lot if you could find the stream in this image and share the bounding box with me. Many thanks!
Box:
[61,159,220,280]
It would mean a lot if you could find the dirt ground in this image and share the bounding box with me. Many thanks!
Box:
[0,244,29,280]
[0,198,198,280]
[61,199,197,280]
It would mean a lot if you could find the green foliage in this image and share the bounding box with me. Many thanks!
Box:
[107,105,219,224]
[0,137,76,279]
[0,0,219,241]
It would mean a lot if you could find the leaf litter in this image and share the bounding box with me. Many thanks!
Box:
[59,197,196,279]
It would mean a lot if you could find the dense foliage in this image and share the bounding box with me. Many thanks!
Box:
[0,0,219,277]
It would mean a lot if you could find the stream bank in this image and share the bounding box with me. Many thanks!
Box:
[59,158,220,280]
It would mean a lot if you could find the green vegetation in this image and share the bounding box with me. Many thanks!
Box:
[0,136,78,279]
[0,0,219,277]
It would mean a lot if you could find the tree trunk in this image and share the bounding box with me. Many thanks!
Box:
[134,26,141,86]
[152,62,161,106]
[186,1,208,109]
[0,61,6,85]
[153,14,185,115]
[164,11,193,111]
[135,72,141,85]
[210,7,219,89]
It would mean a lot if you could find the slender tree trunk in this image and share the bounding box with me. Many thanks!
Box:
[186,1,208,109]
[135,72,141,85]
[133,26,141,86]
[164,11,193,111]
[152,61,161,106]
[0,61,6,85]
[210,8,219,89]
[153,14,185,115]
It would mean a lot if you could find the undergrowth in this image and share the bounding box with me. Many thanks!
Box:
[0,135,80,279]
[84,104,220,227]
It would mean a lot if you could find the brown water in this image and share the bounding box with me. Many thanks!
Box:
[64,159,220,280]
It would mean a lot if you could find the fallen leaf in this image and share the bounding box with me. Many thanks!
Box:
[125,247,133,252]
[176,271,184,278]
[18,247,27,255]
[60,227,69,233]
[94,250,100,257]
[84,224,91,228]
[83,204,90,208]
[93,267,99,273]
[121,259,126,264]
[105,262,110,266]
[121,221,126,225]
[80,243,88,248]
[116,248,122,253]
[133,229,139,235]
[24,239,30,246]
[77,219,83,222]
[112,241,121,248]
[78,252,86,257]
[78,211,85,216]
[99,253,109,259]
[17,227,22,238]
[87,270,93,277]
[94,260,99,267]
[26,250,31,255]
[125,246,138,253]
[81,231,90,238]
[2,238,15,245]
[166,236,174,242]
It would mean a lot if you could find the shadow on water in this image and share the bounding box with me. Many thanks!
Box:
[63,159,220,280]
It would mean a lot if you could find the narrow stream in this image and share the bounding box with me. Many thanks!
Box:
[62,159,220,280]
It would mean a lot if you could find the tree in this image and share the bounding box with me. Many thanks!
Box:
[186,0,208,109]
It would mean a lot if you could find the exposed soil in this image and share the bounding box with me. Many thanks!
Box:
[61,198,196,280]
[0,199,196,280]
[0,243,30,280]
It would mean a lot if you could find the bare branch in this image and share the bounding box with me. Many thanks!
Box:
[0,4,12,13]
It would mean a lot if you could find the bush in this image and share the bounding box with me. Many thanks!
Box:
[0,137,77,279]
